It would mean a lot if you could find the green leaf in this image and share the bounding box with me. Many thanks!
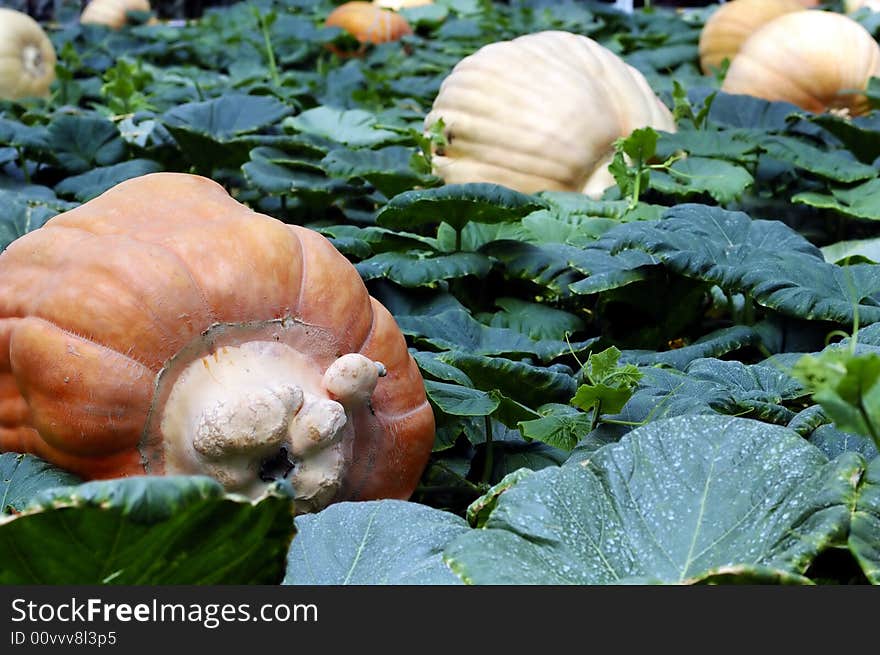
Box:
[0,453,81,515]
[436,351,578,408]
[397,308,597,360]
[54,159,162,202]
[571,346,643,415]
[477,298,586,341]
[284,106,399,147]
[620,325,762,370]
[377,184,548,232]
[761,136,877,183]
[0,196,58,252]
[444,416,859,584]
[321,146,440,197]
[517,404,593,451]
[163,94,293,141]
[0,476,295,584]
[597,204,880,325]
[355,252,493,287]
[649,157,753,203]
[822,238,880,265]
[791,349,880,444]
[47,114,127,174]
[424,380,500,417]
[284,500,467,584]
[850,456,880,584]
[793,179,880,221]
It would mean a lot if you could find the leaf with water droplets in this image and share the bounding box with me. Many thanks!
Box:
[284,500,468,584]
[443,415,861,584]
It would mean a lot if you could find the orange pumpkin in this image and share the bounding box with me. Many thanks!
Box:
[325,1,413,48]
[0,173,435,513]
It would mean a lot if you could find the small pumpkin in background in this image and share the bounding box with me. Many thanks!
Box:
[325,1,413,57]
[0,9,56,101]
[0,173,435,514]
[424,30,676,198]
[722,11,880,117]
[81,0,153,29]
[698,0,804,74]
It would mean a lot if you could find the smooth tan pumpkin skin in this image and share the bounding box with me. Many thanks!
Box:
[326,1,413,45]
[0,173,435,503]
[0,9,56,100]
[424,30,676,197]
[722,11,880,116]
[81,0,151,29]
[698,0,804,74]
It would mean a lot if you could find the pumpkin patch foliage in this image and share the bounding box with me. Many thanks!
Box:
[2,0,880,585]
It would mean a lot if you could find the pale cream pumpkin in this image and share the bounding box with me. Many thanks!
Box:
[81,0,152,29]
[0,9,56,101]
[424,30,676,197]
[722,11,880,116]
[698,0,804,74]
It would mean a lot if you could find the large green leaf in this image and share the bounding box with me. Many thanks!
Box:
[595,204,880,325]
[0,476,295,584]
[0,453,81,514]
[356,251,493,287]
[850,457,880,584]
[284,500,467,585]
[284,106,400,147]
[649,157,753,203]
[47,114,127,174]
[54,159,163,202]
[163,94,293,141]
[444,415,860,584]
[793,179,880,222]
[377,184,548,231]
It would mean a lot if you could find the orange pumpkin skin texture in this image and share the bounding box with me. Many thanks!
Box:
[698,0,804,74]
[722,11,880,117]
[325,2,413,45]
[0,173,435,512]
[81,0,151,29]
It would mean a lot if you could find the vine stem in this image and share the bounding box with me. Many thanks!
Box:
[481,414,494,485]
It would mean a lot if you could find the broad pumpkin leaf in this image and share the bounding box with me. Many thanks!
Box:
[849,456,880,584]
[284,500,467,585]
[163,94,292,141]
[594,204,880,325]
[477,298,585,342]
[620,325,762,370]
[321,146,440,197]
[809,112,880,164]
[397,307,597,360]
[760,136,877,184]
[47,114,127,174]
[793,179,880,222]
[822,238,880,265]
[649,157,754,203]
[0,453,81,514]
[444,415,859,584]
[424,380,501,417]
[0,476,295,584]
[283,106,400,147]
[377,183,548,232]
[355,251,493,287]
[0,196,60,252]
[435,351,578,408]
[54,159,163,202]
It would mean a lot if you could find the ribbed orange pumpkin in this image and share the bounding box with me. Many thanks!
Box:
[698,0,804,74]
[325,1,413,45]
[0,173,435,513]
[722,11,880,116]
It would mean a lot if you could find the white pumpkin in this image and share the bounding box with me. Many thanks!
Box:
[424,31,675,197]
[0,9,56,101]
[81,0,152,29]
